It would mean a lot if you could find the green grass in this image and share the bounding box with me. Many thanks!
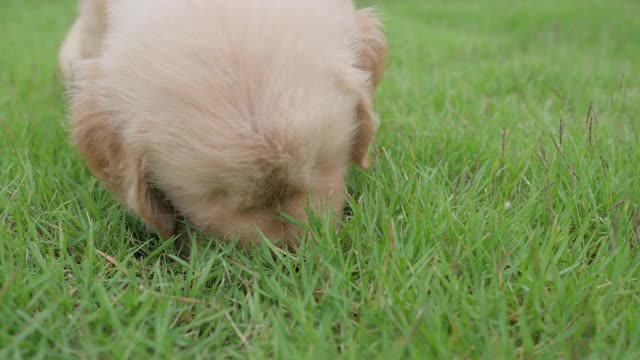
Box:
[1,0,640,358]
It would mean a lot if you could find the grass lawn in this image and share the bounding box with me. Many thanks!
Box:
[2,0,640,358]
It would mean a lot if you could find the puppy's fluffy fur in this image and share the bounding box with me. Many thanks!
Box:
[60,0,387,247]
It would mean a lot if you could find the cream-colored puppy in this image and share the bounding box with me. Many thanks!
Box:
[60,0,387,248]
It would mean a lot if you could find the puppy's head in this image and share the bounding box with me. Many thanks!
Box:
[68,59,352,247]
[67,3,387,248]
[135,66,358,248]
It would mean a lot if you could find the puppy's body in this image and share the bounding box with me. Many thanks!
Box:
[62,0,387,246]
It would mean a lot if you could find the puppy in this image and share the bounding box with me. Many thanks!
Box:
[60,0,387,248]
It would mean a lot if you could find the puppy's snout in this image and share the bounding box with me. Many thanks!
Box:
[219,208,307,249]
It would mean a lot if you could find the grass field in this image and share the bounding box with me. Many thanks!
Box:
[2,0,640,358]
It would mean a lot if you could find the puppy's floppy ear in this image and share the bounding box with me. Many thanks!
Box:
[69,60,176,238]
[351,7,388,169]
[351,96,379,169]
[354,8,388,91]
